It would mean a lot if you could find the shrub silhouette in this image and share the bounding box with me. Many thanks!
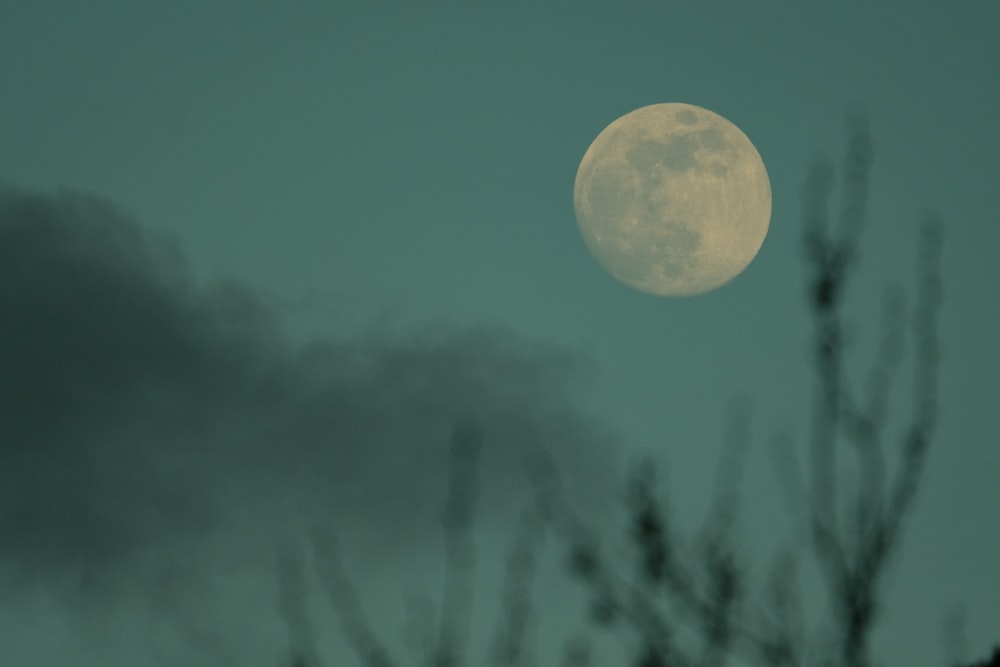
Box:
[274,415,552,667]
[270,116,979,667]
[532,115,946,667]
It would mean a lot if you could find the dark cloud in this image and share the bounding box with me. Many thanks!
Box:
[0,185,622,606]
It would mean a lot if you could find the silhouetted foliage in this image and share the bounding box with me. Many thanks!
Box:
[275,416,550,667]
[268,116,981,667]
[527,114,947,667]
[276,539,321,667]
[796,115,942,667]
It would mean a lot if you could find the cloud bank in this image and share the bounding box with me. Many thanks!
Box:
[0,185,622,612]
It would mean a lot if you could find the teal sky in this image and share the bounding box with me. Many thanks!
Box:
[1,1,997,665]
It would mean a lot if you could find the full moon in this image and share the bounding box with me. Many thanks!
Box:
[573,103,771,296]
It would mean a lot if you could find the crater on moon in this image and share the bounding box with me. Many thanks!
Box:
[573,103,771,296]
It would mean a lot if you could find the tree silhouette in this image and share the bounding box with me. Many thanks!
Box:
[527,114,947,667]
[269,115,976,667]
[274,415,551,667]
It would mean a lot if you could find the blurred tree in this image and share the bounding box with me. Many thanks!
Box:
[530,114,948,667]
[271,116,979,667]
[276,415,551,667]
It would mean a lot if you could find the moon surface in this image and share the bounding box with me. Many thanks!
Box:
[573,103,771,296]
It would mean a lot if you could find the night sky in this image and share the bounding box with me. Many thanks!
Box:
[1,1,997,665]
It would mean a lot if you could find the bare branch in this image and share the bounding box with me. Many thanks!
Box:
[276,539,322,667]
[434,416,483,667]
[309,526,398,667]
[489,507,547,667]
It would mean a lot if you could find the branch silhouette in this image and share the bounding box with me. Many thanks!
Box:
[266,115,970,667]
[275,415,549,667]
[528,114,947,667]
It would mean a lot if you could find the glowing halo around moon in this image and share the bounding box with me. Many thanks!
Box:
[573,103,771,296]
